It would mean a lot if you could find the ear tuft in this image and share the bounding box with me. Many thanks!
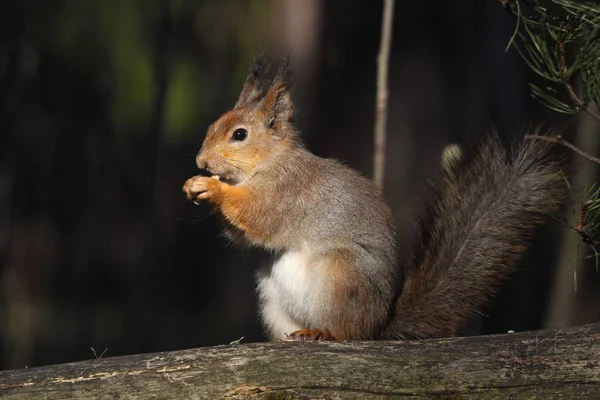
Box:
[235,52,272,107]
[259,55,295,134]
[274,54,293,90]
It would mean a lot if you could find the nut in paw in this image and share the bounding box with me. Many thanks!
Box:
[183,175,221,202]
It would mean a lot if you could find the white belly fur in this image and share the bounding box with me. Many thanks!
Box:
[257,250,317,339]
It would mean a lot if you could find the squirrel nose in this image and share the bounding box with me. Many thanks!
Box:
[196,154,210,170]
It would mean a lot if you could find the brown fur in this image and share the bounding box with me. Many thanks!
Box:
[381,135,565,339]
[183,54,565,341]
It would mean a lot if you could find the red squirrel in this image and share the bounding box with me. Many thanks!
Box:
[183,54,565,341]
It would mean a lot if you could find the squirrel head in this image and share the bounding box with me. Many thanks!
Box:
[196,54,297,185]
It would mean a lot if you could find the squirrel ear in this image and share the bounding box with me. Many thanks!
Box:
[235,52,272,107]
[261,55,294,132]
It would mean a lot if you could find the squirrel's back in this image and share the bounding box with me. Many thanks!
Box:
[382,133,565,339]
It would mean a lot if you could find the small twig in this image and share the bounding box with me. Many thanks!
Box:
[564,82,600,123]
[373,0,395,190]
[90,347,108,359]
[525,134,600,164]
[557,35,600,123]
[229,337,244,345]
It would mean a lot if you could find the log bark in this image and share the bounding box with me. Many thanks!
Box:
[1,323,600,399]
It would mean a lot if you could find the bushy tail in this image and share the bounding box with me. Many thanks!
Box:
[382,132,565,339]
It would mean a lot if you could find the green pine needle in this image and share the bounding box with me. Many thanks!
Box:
[504,0,600,117]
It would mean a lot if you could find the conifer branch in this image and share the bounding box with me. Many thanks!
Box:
[502,0,600,123]
[525,134,600,164]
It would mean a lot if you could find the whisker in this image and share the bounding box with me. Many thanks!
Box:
[178,208,217,223]
[227,159,254,170]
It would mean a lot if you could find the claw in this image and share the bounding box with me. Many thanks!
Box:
[286,328,336,341]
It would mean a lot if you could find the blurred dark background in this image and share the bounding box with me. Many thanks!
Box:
[1,0,599,370]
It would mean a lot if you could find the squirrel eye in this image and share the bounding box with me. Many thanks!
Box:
[232,128,248,142]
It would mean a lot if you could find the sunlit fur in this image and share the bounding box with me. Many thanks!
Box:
[184,54,565,341]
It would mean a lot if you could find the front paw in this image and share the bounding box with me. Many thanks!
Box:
[183,175,221,202]
[286,328,336,341]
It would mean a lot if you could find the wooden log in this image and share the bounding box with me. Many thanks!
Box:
[1,323,600,399]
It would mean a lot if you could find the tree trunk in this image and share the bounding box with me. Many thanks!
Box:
[1,323,600,399]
